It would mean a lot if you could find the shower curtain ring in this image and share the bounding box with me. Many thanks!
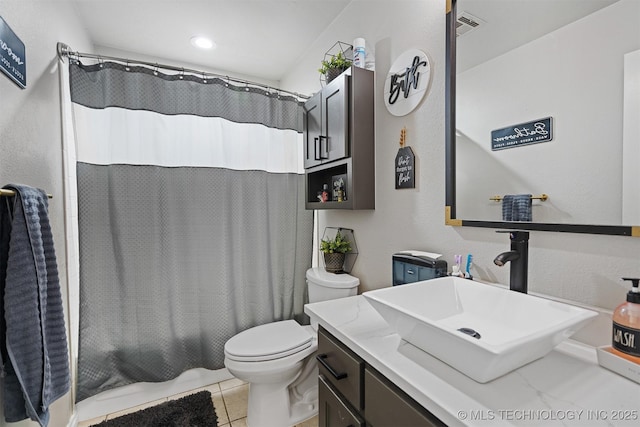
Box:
[153,64,159,76]
[179,68,184,80]
[70,51,79,64]
[202,72,207,84]
[225,76,230,87]
[125,61,130,72]
[98,57,104,68]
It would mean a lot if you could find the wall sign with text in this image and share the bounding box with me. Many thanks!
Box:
[395,146,415,189]
[384,49,431,117]
[491,117,553,151]
[395,127,415,189]
[0,16,26,89]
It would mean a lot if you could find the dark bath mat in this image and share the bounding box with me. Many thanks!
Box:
[91,390,218,427]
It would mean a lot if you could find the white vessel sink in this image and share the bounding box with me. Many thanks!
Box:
[362,277,597,383]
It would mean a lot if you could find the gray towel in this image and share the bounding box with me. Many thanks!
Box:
[0,184,70,426]
[502,194,532,222]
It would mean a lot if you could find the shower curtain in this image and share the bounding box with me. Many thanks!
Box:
[65,60,313,402]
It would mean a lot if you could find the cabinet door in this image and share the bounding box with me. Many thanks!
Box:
[322,74,350,163]
[364,368,446,427]
[318,375,365,427]
[303,91,322,168]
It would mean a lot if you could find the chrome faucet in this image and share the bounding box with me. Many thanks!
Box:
[494,231,529,293]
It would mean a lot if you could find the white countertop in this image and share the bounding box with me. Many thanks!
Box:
[305,295,640,426]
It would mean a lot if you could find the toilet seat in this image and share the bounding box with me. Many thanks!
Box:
[225,320,313,362]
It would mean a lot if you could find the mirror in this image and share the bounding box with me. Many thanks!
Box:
[446,0,640,236]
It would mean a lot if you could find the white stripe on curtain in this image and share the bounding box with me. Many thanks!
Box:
[73,105,304,173]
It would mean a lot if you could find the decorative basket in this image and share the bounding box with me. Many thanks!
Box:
[325,67,348,83]
[324,252,346,273]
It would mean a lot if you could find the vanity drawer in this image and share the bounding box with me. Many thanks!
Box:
[317,326,364,410]
[364,366,446,427]
[318,375,365,427]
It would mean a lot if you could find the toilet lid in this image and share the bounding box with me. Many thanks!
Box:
[225,320,313,362]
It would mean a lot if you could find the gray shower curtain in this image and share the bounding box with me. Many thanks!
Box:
[69,61,313,401]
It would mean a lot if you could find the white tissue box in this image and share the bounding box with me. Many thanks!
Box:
[597,346,640,384]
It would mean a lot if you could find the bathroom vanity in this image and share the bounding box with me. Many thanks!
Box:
[305,294,640,426]
[317,326,445,426]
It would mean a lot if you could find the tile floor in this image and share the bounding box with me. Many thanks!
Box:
[77,377,318,427]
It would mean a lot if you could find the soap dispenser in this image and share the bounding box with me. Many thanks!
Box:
[612,277,640,363]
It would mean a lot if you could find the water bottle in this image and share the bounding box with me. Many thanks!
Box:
[353,38,366,68]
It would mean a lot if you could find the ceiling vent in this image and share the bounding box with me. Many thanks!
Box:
[456,11,485,37]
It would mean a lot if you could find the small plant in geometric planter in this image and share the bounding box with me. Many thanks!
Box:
[318,50,352,84]
[320,230,352,273]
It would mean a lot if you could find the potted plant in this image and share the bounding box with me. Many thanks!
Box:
[318,51,352,84]
[320,230,352,273]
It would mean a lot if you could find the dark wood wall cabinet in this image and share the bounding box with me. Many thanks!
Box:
[303,66,375,210]
[317,326,446,427]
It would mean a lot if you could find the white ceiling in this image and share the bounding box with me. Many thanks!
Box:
[67,0,622,83]
[69,0,352,82]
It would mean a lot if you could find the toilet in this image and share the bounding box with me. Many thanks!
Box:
[224,267,359,427]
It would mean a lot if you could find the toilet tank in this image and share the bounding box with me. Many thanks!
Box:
[306,267,359,303]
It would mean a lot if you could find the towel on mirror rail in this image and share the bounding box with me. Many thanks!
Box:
[0,184,70,427]
[502,194,532,222]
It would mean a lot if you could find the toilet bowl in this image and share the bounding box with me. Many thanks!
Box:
[224,268,359,427]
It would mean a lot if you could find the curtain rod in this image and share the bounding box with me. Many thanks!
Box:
[56,42,311,100]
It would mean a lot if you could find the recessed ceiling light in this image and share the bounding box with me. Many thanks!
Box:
[190,36,215,50]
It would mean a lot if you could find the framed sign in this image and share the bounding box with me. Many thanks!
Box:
[395,128,415,189]
[396,146,415,189]
[0,16,26,89]
[491,117,553,150]
[331,174,347,202]
[384,49,431,117]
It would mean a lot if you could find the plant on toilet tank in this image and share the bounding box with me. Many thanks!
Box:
[320,230,351,273]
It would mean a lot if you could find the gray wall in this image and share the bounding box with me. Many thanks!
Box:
[281,0,640,311]
[0,0,91,425]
